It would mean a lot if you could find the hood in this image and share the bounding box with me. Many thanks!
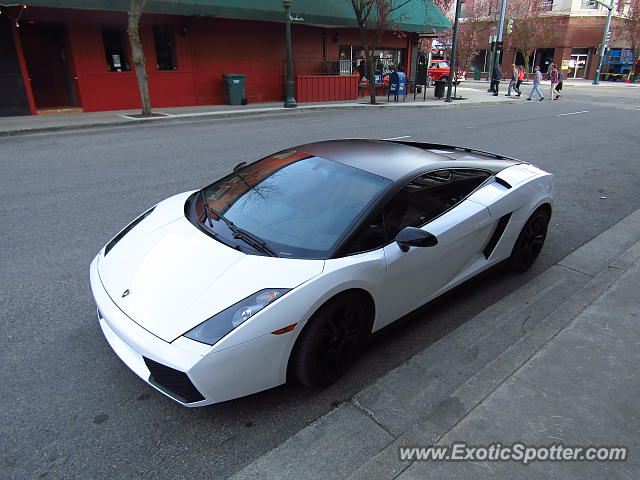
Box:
[97,192,324,342]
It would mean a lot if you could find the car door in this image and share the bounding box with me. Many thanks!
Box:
[379,169,494,327]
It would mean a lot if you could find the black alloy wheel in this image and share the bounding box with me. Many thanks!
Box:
[508,209,549,272]
[291,293,369,387]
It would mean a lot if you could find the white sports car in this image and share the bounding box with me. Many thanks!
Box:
[90,139,554,407]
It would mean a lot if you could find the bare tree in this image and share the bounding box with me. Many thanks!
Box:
[128,0,152,116]
[349,0,417,103]
[419,0,455,62]
[505,0,564,75]
[436,0,492,74]
[612,0,640,80]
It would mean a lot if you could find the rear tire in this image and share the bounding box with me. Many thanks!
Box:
[508,208,550,272]
[290,293,369,387]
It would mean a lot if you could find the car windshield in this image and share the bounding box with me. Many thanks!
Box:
[192,150,392,259]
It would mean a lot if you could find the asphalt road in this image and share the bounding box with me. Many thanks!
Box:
[1,83,639,479]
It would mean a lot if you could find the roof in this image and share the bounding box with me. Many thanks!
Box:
[23,0,451,32]
[297,139,522,181]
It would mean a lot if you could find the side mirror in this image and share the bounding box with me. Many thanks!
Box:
[395,227,438,252]
[233,161,248,172]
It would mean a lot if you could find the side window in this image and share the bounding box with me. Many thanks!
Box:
[383,169,491,240]
[345,213,386,255]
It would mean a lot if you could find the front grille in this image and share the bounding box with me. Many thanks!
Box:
[143,357,205,403]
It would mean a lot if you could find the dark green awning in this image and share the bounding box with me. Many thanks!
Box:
[20,0,450,32]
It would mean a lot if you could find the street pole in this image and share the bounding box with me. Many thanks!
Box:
[593,0,614,86]
[488,0,507,91]
[445,0,463,102]
[283,0,297,108]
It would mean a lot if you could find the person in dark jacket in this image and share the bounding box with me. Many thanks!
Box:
[492,64,502,96]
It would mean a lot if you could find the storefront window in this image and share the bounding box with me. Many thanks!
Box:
[101,25,130,72]
[153,25,177,70]
[353,48,406,74]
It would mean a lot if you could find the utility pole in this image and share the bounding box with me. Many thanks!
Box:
[592,0,615,85]
[445,0,463,102]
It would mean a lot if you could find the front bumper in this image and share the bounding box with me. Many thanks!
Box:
[89,255,293,407]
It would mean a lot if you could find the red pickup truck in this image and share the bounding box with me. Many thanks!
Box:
[428,60,466,83]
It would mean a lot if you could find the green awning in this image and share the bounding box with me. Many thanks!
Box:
[21,0,450,32]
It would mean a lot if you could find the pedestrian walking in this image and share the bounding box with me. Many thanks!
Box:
[549,64,559,100]
[506,64,521,96]
[492,64,502,96]
[556,70,564,98]
[527,66,544,101]
[516,65,525,93]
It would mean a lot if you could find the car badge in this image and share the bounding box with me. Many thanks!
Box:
[122,289,130,298]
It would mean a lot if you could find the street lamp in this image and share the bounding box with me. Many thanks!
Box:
[445,0,463,102]
[487,0,508,93]
[592,0,615,85]
[283,0,297,108]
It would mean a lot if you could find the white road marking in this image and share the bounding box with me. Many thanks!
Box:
[382,135,411,140]
[557,111,589,116]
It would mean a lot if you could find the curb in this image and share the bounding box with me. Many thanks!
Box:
[0,96,518,138]
[230,207,640,480]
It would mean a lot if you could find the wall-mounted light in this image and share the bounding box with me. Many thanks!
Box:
[332,33,340,43]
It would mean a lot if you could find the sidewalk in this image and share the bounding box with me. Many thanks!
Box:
[231,207,640,479]
[0,86,514,137]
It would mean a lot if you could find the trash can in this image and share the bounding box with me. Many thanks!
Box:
[434,79,446,99]
[222,74,247,105]
[474,70,482,80]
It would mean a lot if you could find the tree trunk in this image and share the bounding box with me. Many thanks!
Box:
[128,0,151,116]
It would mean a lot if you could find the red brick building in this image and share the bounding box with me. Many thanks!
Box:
[467,0,638,80]
[0,1,449,116]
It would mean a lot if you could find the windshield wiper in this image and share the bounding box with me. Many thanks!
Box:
[199,190,214,228]
[203,202,277,257]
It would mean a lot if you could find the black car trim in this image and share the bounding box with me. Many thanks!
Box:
[483,213,512,259]
[495,177,512,189]
[104,206,156,256]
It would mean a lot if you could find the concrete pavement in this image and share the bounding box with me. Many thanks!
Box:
[0,85,517,137]
[231,207,640,479]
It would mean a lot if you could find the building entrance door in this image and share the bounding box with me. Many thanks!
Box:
[568,54,588,78]
[19,23,78,110]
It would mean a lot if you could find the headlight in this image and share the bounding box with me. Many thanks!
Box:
[184,288,290,345]
[104,205,156,255]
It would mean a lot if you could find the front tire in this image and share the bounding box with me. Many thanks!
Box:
[508,208,550,272]
[290,293,369,387]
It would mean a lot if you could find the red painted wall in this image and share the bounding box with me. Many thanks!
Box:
[17,7,412,112]
[295,75,358,102]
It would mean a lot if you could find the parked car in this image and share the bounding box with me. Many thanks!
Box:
[90,139,554,407]
[429,60,466,83]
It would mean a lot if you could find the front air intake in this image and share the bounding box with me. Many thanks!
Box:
[143,357,205,403]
